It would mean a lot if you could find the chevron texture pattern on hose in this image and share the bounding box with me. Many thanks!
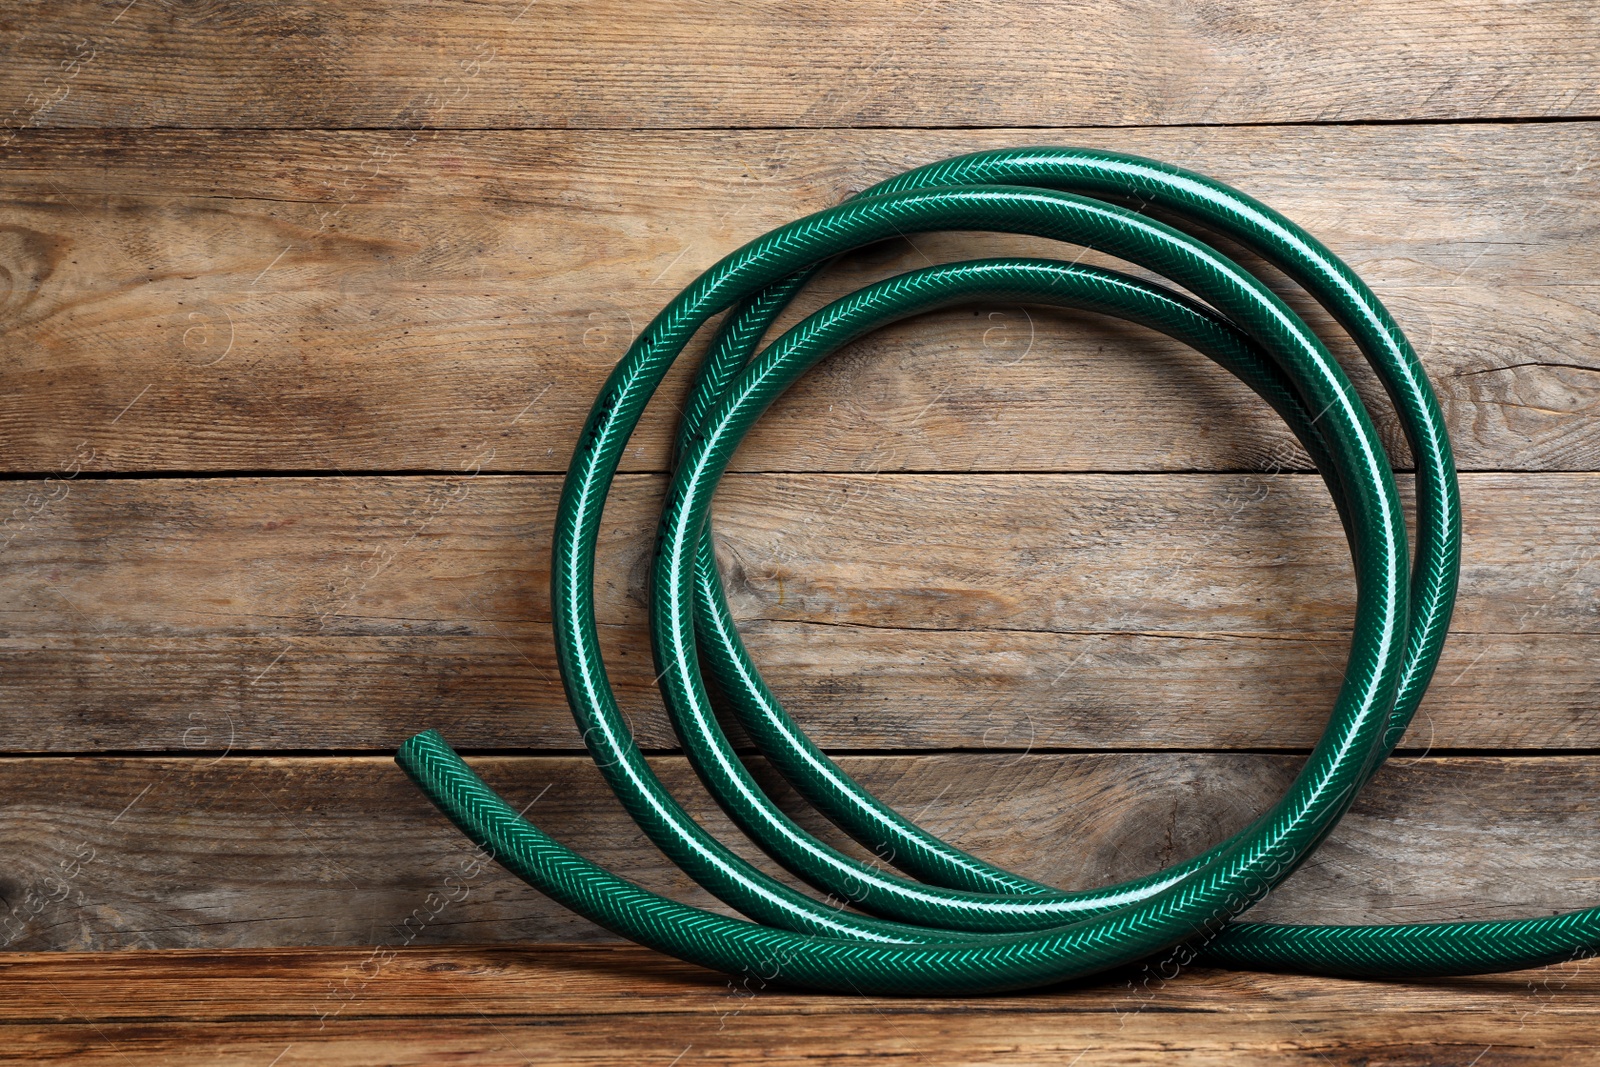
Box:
[395,147,1600,994]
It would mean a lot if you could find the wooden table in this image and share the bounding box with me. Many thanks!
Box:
[8,945,1600,1064]
[2,2,1598,1063]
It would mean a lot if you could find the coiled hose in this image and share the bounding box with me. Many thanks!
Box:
[395,147,1600,994]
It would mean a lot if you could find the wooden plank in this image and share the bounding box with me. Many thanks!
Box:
[2,947,1596,1066]
[0,751,1593,953]
[0,1012,1587,1066]
[3,472,1599,752]
[11,629,1600,753]
[1,124,1597,474]
[3,1,1596,131]
[1,754,1598,952]
[6,942,1596,1021]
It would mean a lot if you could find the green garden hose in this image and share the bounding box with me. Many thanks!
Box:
[396,147,1600,993]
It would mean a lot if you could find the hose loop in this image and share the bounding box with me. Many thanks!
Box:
[397,148,1600,994]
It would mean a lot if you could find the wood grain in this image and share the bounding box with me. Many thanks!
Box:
[2,1,1595,1055]
[8,941,1595,1021]
[5,1,1597,132]
[1,124,1597,473]
[3,945,1595,1065]
[0,754,1597,953]
[3,471,1599,752]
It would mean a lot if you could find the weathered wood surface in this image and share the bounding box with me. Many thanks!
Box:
[3,945,1595,1065]
[3,472,1599,752]
[1,754,1597,951]
[1,124,1598,474]
[4,3,1599,1057]
[4,1,1595,132]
